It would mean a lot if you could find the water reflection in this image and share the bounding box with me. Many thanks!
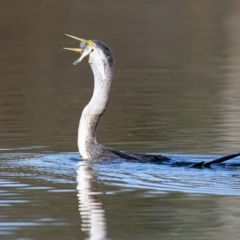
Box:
[0,153,240,239]
[218,2,240,152]
[76,161,107,240]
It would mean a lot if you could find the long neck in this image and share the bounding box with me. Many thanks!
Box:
[78,61,113,159]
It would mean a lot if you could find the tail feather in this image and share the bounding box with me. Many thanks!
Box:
[191,153,240,169]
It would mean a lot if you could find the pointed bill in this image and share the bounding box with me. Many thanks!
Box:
[64,34,94,47]
[64,34,94,64]
[63,48,82,53]
[64,34,89,44]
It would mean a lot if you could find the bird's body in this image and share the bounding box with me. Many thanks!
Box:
[64,35,240,168]
[76,40,168,162]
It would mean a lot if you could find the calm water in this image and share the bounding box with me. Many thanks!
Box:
[0,0,240,239]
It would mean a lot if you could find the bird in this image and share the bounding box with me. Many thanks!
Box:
[64,34,240,168]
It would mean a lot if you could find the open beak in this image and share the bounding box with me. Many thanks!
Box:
[63,34,94,65]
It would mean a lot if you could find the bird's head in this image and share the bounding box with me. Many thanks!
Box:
[63,34,114,71]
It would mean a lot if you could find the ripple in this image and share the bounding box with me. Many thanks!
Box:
[95,154,240,196]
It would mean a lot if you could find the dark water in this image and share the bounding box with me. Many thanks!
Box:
[1,0,240,239]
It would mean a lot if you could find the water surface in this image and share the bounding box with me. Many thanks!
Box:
[0,0,240,239]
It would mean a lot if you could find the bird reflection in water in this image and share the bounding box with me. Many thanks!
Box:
[76,161,107,240]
